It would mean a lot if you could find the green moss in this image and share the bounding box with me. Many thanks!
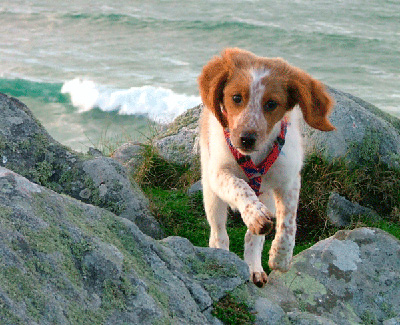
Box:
[229,284,255,310]
[32,132,50,160]
[360,310,378,325]
[102,218,170,312]
[212,293,255,325]
[0,134,6,151]
[0,205,13,222]
[21,191,171,321]
[106,220,150,276]
[30,160,54,185]
[162,106,200,137]
[0,304,23,325]
[189,254,238,280]
[24,225,70,254]
[59,166,80,185]
[153,317,173,325]
[81,176,126,215]
[148,284,170,311]
[102,276,135,311]
[71,239,94,262]
[0,174,174,322]
[0,266,47,321]
[65,304,106,325]
[349,129,382,166]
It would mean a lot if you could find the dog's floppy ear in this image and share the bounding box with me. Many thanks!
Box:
[198,55,229,128]
[288,68,335,131]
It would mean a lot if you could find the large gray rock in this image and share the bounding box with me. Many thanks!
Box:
[302,87,400,168]
[0,167,249,324]
[269,227,400,324]
[0,93,162,239]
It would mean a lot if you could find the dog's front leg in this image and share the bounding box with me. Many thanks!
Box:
[203,181,229,250]
[209,168,274,235]
[268,176,301,272]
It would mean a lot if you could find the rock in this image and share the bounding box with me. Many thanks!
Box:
[327,192,380,227]
[254,297,286,324]
[0,92,162,239]
[383,317,400,325]
[111,142,145,172]
[188,180,203,195]
[0,167,249,324]
[302,87,400,168]
[81,156,161,238]
[83,242,124,285]
[286,310,337,325]
[155,105,201,165]
[270,227,400,324]
[88,147,104,157]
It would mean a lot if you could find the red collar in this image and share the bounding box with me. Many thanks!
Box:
[224,117,288,196]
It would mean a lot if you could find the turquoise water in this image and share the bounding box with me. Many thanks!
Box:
[1,0,399,151]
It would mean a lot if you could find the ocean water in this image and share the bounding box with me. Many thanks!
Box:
[1,0,399,152]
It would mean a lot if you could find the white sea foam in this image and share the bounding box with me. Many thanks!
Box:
[61,78,201,123]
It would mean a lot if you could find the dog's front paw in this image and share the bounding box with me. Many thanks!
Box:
[251,271,268,288]
[243,203,274,235]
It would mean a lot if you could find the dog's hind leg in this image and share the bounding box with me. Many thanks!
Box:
[203,182,229,250]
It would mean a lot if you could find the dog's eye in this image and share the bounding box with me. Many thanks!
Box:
[264,100,278,112]
[232,94,243,104]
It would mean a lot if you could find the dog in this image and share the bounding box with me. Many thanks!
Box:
[198,48,335,287]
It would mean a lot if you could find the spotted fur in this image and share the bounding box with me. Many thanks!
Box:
[198,48,335,287]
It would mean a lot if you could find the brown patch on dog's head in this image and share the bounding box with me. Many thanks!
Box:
[198,48,256,128]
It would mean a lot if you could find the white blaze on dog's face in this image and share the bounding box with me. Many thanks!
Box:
[198,48,335,154]
[223,66,292,154]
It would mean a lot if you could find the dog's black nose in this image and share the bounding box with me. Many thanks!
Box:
[240,132,257,151]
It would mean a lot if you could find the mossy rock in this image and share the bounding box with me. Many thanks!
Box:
[0,168,251,324]
[0,93,162,239]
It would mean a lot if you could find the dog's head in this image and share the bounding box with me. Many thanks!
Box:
[198,48,335,154]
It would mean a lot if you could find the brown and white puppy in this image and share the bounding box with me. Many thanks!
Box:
[198,48,334,287]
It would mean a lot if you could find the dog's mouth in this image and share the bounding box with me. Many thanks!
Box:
[236,146,258,155]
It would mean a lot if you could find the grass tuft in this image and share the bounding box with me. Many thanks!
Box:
[134,144,200,190]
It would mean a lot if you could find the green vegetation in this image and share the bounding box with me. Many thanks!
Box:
[137,147,400,278]
[134,143,200,190]
[298,154,400,243]
[131,138,399,323]
[212,293,255,325]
